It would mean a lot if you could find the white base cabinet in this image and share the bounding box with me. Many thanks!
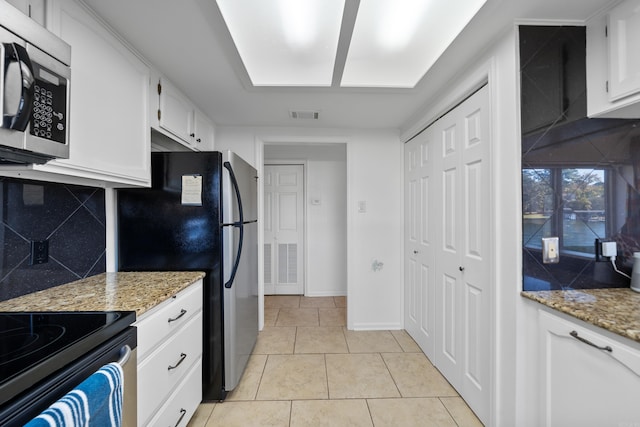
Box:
[538,309,640,427]
[135,279,203,427]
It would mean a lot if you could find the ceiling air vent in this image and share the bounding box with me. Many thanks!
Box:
[289,110,320,120]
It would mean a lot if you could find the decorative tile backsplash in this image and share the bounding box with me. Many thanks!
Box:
[520,25,640,291]
[0,177,106,301]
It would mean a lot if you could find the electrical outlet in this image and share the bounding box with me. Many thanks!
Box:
[602,241,617,258]
[542,237,560,264]
[30,239,49,265]
[595,238,617,261]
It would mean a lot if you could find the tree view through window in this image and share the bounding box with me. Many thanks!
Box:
[522,168,606,255]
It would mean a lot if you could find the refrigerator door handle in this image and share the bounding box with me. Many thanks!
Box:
[223,161,244,289]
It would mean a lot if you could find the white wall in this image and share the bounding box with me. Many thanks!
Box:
[215,126,403,330]
[401,27,523,427]
[265,144,348,297]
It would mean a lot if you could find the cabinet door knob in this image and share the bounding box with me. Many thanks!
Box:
[189,132,195,137]
[413,250,419,255]
[459,266,465,272]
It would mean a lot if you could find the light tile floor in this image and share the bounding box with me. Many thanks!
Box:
[187,295,484,426]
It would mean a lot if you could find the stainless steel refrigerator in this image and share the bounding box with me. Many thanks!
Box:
[117,151,258,401]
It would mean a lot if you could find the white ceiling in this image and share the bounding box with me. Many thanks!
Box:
[83,0,613,132]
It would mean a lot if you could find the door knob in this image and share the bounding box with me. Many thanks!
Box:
[459,266,465,272]
[413,250,419,254]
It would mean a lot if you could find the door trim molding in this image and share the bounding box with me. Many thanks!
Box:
[255,136,352,330]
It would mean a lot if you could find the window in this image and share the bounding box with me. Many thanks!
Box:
[522,167,608,256]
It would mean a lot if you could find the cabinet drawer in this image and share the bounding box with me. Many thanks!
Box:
[145,359,202,427]
[539,310,640,427]
[135,280,202,359]
[138,312,202,425]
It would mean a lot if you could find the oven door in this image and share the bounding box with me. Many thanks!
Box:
[0,327,137,427]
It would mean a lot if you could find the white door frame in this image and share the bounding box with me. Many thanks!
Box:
[255,137,352,331]
[264,160,307,296]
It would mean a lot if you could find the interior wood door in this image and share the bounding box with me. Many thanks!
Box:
[434,86,491,424]
[404,131,436,360]
[263,164,305,295]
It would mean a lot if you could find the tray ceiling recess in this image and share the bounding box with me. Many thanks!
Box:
[215,0,487,88]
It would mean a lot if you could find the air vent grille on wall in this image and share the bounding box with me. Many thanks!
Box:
[289,110,320,120]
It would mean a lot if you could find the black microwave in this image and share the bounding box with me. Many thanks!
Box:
[0,4,70,164]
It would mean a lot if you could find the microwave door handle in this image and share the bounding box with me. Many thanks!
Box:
[2,43,35,131]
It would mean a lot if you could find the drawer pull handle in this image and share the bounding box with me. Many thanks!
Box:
[171,408,187,427]
[570,330,613,352]
[168,353,187,370]
[168,309,187,323]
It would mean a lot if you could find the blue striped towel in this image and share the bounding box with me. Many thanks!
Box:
[24,362,123,427]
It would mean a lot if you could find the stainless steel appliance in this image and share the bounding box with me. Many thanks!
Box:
[0,311,137,426]
[117,151,259,401]
[0,2,70,164]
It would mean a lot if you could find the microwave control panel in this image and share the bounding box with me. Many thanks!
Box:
[29,63,67,145]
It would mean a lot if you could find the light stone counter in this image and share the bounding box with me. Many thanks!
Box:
[522,288,640,343]
[0,271,205,317]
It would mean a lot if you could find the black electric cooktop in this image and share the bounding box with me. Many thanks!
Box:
[0,311,135,406]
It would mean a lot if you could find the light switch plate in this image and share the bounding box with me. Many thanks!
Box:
[542,237,560,264]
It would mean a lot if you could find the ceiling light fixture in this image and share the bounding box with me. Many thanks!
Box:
[341,0,487,88]
[216,0,487,89]
[278,0,317,49]
[216,0,345,87]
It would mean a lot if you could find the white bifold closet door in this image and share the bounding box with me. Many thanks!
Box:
[404,85,491,425]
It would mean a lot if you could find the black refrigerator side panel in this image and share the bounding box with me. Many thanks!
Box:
[118,152,222,271]
[117,151,226,401]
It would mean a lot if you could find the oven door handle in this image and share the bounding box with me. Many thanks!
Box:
[2,42,35,131]
[116,345,132,367]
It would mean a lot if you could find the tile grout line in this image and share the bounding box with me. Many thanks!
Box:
[438,396,462,427]
[379,351,403,399]
[252,353,268,401]
[364,398,376,426]
[323,353,330,401]
[390,330,406,353]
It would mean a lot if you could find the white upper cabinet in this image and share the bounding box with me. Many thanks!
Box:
[193,109,215,151]
[587,0,640,118]
[153,77,215,152]
[46,0,150,186]
[608,0,640,101]
[157,78,195,147]
[5,0,47,26]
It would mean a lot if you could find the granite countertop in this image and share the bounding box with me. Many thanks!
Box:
[0,271,205,317]
[522,288,640,343]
